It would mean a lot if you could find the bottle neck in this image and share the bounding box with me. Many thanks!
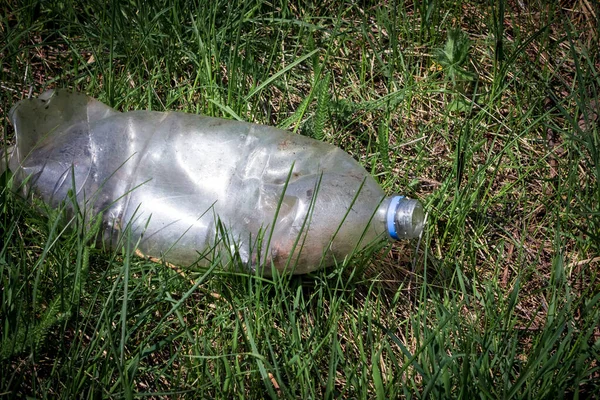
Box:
[377,195,425,240]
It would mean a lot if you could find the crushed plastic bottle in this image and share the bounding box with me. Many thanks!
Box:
[6,89,424,275]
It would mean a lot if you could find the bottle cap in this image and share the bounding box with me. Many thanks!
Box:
[386,196,425,240]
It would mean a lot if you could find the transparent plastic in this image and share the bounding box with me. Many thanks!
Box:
[7,90,424,275]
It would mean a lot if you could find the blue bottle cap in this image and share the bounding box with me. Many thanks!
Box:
[386,195,403,240]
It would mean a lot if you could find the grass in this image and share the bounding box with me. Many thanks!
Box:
[1,0,599,398]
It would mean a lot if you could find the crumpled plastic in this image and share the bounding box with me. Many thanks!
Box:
[6,90,408,275]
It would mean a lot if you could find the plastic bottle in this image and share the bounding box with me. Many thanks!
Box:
[7,89,424,275]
